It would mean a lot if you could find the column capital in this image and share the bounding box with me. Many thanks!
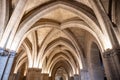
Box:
[74,74,80,80]
[28,68,42,72]
[80,69,88,72]
[0,48,16,56]
[27,68,42,80]
[103,48,120,79]
[9,51,16,57]
[0,48,9,56]
[103,48,120,58]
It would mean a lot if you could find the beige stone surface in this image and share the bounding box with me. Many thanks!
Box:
[1,0,120,80]
[42,8,78,22]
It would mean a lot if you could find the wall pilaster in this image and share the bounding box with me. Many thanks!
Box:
[103,48,120,80]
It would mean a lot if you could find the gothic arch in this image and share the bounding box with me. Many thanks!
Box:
[10,0,101,51]
[88,42,105,80]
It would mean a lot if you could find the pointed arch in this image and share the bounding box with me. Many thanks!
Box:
[10,0,100,51]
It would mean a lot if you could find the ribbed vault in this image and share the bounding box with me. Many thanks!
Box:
[3,0,118,80]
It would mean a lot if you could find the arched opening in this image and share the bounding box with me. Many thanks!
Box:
[0,0,120,80]
[89,42,106,80]
[55,67,68,80]
[50,60,72,80]
[10,0,105,52]
[14,63,26,80]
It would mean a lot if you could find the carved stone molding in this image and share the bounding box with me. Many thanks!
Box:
[9,51,16,57]
[103,48,120,58]
[28,68,42,72]
[0,48,16,57]
[0,48,9,56]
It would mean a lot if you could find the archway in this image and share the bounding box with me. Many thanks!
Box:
[89,42,106,80]
[50,60,71,80]
[0,0,120,80]
[55,67,68,80]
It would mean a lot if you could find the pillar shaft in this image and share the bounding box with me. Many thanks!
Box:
[0,49,9,80]
[26,68,42,80]
[9,74,16,80]
[69,76,74,80]
[41,74,49,80]
[74,75,79,80]
[0,50,16,80]
[103,49,120,80]
[23,76,26,80]
[49,77,52,80]
[80,70,89,80]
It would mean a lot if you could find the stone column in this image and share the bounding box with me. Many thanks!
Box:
[0,49,16,80]
[41,73,49,80]
[9,73,17,80]
[49,76,52,80]
[26,68,42,80]
[9,73,20,80]
[23,76,26,80]
[103,48,120,80]
[0,49,9,80]
[80,70,90,80]
[2,51,16,80]
[69,76,74,80]
[74,74,79,80]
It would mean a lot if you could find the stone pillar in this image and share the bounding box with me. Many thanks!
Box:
[74,74,79,80]
[14,72,22,80]
[80,70,90,80]
[0,49,9,80]
[0,49,16,80]
[69,76,74,80]
[49,76,52,80]
[26,68,42,80]
[11,73,17,80]
[41,73,49,80]
[23,76,26,80]
[2,51,15,80]
[103,48,120,80]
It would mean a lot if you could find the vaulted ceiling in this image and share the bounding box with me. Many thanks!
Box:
[12,0,111,77]
[12,0,92,13]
